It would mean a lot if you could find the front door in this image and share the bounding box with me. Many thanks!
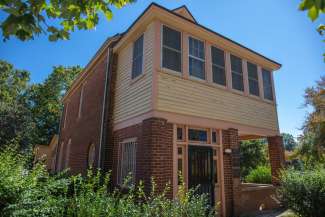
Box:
[188,145,214,206]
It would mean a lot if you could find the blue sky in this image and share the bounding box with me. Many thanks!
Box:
[0,0,324,138]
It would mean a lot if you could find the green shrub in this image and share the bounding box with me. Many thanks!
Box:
[0,146,214,217]
[278,167,325,217]
[245,166,272,184]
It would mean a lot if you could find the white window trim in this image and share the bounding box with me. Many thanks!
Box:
[161,24,183,74]
[131,34,144,80]
[188,36,206,80]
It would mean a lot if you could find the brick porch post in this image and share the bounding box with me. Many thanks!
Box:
[222,128,241,217]
[267,136,285,186]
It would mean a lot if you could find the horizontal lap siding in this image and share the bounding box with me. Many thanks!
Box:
[157,72,278,131]
[113,22,155,124]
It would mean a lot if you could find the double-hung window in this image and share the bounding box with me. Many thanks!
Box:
[118,138,137,186]
[231,55,244,91]
[132,35,144,79]
[162,26,182,72]
[211,46,226,86]
[247,62,259,96]
[262,69,273,100]
[189,37,205,79]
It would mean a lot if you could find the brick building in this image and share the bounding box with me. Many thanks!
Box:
[55,3,285,217]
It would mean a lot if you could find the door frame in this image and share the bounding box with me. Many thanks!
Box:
[172,124,226,216]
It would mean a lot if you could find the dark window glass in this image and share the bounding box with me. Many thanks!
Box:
[177,127,183,140]
[212,131,217,143]
[162,26,182,72]
[188,129,207,142]
[247,62,259,96]
[211,46,226,86]
[213,160,218,183]
[262,69,273,100]
[189,37,205,79]
[178,159,183,185]
[132,35,144,79]
[178,147,182,155]
[231,55,244,91]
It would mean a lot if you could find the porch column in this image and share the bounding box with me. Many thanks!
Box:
[267,136,285,186]
[222,128,240,217]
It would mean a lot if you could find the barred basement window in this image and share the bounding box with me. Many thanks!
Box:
[118,138,137,186]
[162,25,182,72]
[189,37,205,80]
[132,35,144,79]
[262,69,273,100]
[211,46,226,86]
[231,55,244,91]
[87,143,95,168]
[247,62,259,96]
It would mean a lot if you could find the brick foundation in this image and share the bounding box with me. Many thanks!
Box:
[267,136,285,185]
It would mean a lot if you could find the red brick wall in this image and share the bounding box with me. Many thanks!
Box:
[267,136,285,185]
[111,118,173,198]
[222,128,240,217]
[57,51,108,174]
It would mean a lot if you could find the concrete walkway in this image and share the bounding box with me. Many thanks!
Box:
[240,209,296,217]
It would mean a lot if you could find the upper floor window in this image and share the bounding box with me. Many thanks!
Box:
[118,138,137,186]
[211,46,226,86]
[189,37,205,80]
[132,35,144,79]
[262,69,273,100]
[247,62,259,96]
[162,26,182,72]
[231,55,244,91]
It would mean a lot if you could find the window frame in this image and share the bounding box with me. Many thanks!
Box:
[188,36,206,80]
[118,138,137,187]
[211,45,226,86]
[161,24,182,74]
[262,68,274,101]
[230,54,244,92]
[247,62,260,97]
[131,34,144,80]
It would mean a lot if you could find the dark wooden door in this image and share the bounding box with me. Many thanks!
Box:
[188,145,214,206]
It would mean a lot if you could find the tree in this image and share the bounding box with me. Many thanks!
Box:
[0,0,135,41]
[0,60,34,150]
[27,66,82,145]
[240,139,268,178]
[299,0,325,59]
[281,133,297,151]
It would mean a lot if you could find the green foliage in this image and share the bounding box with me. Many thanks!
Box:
[245,166,272,184]
[240,139,268,178]
[0,0,135,41]
[0,147,213,217]
[282,133,298,151]
[279,167,325,217]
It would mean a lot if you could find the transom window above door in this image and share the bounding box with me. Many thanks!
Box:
[189,37,205,80]
[188,128,207,142]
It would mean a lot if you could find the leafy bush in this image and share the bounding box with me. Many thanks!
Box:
[279,167,325,217]
[0,146,214,217]
[245,166,272,184]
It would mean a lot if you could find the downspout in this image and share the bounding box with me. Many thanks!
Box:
[98,47,112,168]
[54,105,64,172]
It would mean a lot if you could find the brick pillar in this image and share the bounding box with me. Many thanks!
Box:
[267,136,285,186]
[222,128,240,217]
[142,118,173,198]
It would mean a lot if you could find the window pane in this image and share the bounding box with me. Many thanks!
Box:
[211,46,225,67]
[247,62,258,79]
[212,65,226,86]
[247,62,259,96]
[213,160,218,183]
[178,147,182,155]
[178,159,183,184]
[232,72,244,91]
[132,35,144,79]
[212,131,217,143]
[189,57,205,79]
[249,80,259,96]
[230,55,242,74]
[262,69,273,100]
[177,127,183,141]
[188,129,207,142]
[119,141,136,186]
[163,26,181,50]
[189,37,205,59]
[162,47,182,72]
